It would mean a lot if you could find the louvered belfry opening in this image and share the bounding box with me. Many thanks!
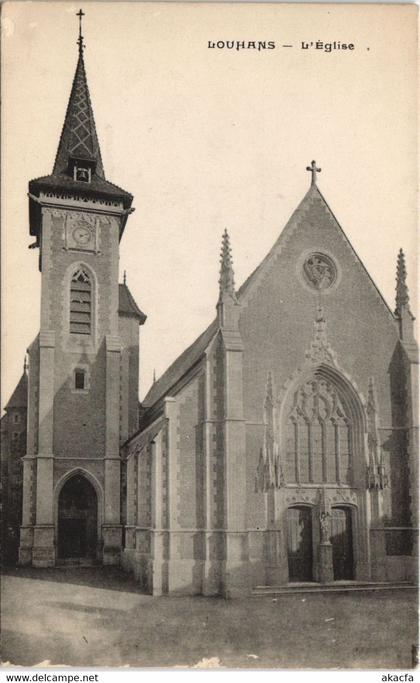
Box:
[70,267,92,335]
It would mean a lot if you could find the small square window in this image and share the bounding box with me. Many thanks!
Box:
[74,369,86,391]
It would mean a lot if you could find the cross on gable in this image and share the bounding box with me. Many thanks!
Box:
[306,160,321,186]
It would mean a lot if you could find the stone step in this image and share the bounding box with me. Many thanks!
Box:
[252,581,417,596]
[56,558,100,567]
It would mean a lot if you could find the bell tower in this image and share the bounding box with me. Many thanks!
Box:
[19,11,144,567]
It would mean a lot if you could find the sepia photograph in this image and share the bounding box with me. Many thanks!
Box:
[1,1,418,671]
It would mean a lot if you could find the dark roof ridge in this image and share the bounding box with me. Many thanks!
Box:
[4,371,28,410]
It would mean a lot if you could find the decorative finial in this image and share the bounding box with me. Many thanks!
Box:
[76,9,85,53]
[306,160,321,186]
[304,306,337,366]
[367,376,376,408]
[314,306,327,340]
[395,248,410,316]
[153,368,156,384]
[266,371,273,400]
[263,372,274,422]
[24,355,28,375]
[123,270,127,285]
[218,229,237,302]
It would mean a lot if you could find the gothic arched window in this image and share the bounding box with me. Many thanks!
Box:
[284,374,352,485]
[69,267,92,335]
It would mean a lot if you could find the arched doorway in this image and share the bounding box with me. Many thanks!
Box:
[57,474,97,559]
[330,506,354,580]
[287,506,313,582]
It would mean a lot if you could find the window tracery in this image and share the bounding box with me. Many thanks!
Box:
[285,375,352,485]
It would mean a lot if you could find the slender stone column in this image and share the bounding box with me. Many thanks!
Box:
[403,343,419,577]
[216,230,249,597]
[318,492,333,584]
[222,334,248,597]
[150,432,165,594]
[122,453,136,571]
[165,397,194,594]
[33,330,56,567]
[203,339,221,595]
[103,334,122,564]
[394,249,418,579]
[19,457,35,565]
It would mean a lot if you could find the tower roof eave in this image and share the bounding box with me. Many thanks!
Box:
[28,173,133,239]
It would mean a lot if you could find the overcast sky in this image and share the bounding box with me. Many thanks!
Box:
[2,2,417,405]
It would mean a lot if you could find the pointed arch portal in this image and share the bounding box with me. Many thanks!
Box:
[57,474,97,559]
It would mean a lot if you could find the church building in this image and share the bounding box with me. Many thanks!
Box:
[3,16,418,597]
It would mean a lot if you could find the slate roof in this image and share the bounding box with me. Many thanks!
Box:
[141,184,396,413]
[54,49,104,178]
[28,48,133,237]
[5,372,28,410]
[118,284,147,324]
[143,318,219,408]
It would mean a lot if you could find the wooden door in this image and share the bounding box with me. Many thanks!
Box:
[287,506,313,582]
[330,506,354,580]
[58,518,86,558]
[57,475,97,559]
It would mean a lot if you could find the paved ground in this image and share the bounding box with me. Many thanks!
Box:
[1,567,418,669]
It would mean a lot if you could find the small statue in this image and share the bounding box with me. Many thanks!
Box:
[319,511,331,543]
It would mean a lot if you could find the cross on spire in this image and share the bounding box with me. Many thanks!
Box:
[77,9,85,53]
[306,160,321,186]
[52,8,104,178]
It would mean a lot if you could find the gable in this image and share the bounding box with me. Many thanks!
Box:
[238,185,400,425]
[238,185,394,318]
[142,184,400,419]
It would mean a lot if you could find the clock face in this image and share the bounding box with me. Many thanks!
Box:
[66,217,97,252]
[72,224,92,246]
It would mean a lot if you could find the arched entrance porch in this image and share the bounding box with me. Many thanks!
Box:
[57,474,98,560]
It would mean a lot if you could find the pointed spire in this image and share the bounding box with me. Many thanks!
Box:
[153,368,156,384]
[218,229,237,303]
[255,371,284,492]
[366,376,379,450]
[53,10,104,178]
[366,376,388,490]
[394,248,415,341]
[367,376,377,412]
[395,248,411,316]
